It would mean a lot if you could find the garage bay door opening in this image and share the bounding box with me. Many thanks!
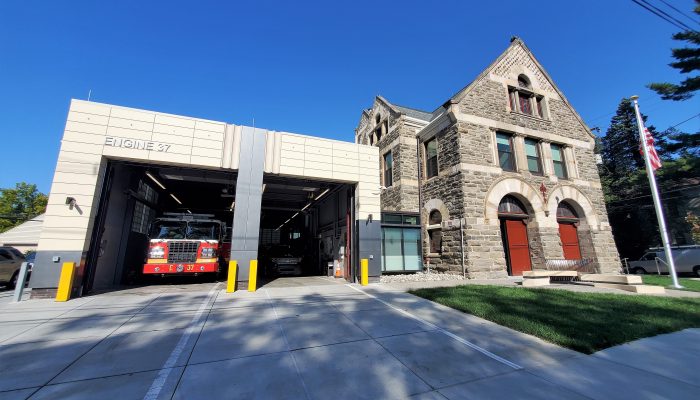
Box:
[84,161,238,293]
[82,161,357,293]
[258,175,355,287]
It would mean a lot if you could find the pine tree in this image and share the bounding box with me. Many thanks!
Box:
[599,98,665,201]
[648,1,700,100]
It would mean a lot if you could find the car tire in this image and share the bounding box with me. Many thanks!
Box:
[631,267,646,275]
[8,271,19,290]
[694,266,700,278]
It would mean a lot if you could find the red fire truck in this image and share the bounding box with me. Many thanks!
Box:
[143,213,226,276]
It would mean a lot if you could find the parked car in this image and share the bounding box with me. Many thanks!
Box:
[0,246,29,289]
[261,245,303,277]
[627,245,700,277]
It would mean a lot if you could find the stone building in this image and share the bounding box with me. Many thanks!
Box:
[355,38,620,278]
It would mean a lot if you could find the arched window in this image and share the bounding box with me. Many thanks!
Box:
[427,210,443,254]
[429,210,442,225]
[556,201,579,220]
[508,74,545,118]
[498,195,528,217]
[517,74,531,89]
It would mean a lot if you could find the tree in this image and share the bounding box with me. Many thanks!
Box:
[0,182,48,233]
[599,98,666,202]
[648,1,700,100]
[687,211,700,244]
[598,97,700,259]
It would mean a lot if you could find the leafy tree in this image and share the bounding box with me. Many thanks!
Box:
[648,1,700,101]
[687,211,700,244]
[0,182,48,233]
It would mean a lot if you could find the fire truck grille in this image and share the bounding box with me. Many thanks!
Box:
[167,241,198,263]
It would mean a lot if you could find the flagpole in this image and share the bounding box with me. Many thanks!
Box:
[630,95,682,289]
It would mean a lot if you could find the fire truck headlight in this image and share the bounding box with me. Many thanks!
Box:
[149,246,165,259]
[201,247,216,258]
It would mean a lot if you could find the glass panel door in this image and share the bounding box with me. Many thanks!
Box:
[403,229,422,271]
[382,228,404,271]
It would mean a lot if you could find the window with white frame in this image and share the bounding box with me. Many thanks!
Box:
[550,143,568,179]
[524,138,543,175]
[496,132,515,171]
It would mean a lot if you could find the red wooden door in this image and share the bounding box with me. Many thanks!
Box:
[559,222,581,260]
[505,219,532,276]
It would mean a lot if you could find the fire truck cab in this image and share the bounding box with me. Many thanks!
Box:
[143,213,225,276]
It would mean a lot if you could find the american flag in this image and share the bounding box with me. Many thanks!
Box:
[639,126,662,171]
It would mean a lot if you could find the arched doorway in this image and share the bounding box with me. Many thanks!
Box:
[498,195,532,276]
[557,201,582,260]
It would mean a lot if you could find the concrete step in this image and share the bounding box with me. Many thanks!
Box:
[593,282,666,294]
[522,277,550,287]
[523,270,578,278]
[579,274,643,285]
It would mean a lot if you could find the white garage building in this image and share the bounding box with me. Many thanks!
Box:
[30,100,382,297]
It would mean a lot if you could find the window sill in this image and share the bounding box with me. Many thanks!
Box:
[509,111,550,122]
[426,253,442,258]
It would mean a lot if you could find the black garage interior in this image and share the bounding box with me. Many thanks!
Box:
[82,160,355,293]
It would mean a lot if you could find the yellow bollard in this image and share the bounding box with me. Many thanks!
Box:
[56,262,76,302]
[226,260,238,293]
[361,259,369,286]
[248,260,258,292]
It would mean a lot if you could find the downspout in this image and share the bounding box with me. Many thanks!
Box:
[416,135,424,272]
[460,217,465,278]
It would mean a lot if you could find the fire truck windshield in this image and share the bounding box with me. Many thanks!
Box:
[150,220,221,240]
[186,222,221,240]
[151,221,187,239]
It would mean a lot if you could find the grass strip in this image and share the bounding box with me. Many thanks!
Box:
[410,284,700,354]
[641,275,700,292]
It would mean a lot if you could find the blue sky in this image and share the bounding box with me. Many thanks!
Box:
[1,0,698,193]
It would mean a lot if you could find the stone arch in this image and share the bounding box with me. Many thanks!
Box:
[484,177,545,226]
[546,185,600,231]
[507,66,541,91]
[423,198,450,222]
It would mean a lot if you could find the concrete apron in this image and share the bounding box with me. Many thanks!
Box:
[0,282,697,400]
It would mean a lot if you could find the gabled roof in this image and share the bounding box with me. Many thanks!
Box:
[393,104,434,122]
[446,37,594,138]
[0,214,44,246]
[375,96,435,122]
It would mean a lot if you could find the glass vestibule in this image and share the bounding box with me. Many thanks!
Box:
[381,213,422,272]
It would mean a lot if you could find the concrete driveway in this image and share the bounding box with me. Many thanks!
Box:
[0,278,698,399]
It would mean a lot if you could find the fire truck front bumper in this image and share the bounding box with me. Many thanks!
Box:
[143,262,219,274]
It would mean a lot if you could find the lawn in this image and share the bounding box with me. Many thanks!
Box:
[641,275,700,292]
[409,285,700,354]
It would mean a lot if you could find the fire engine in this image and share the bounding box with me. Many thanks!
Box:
[143,213,226,276]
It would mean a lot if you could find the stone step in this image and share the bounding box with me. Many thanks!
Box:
[593,282,666,294]
[579,274,643,284]
[523,270,578,278]
[522,277,550,287]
